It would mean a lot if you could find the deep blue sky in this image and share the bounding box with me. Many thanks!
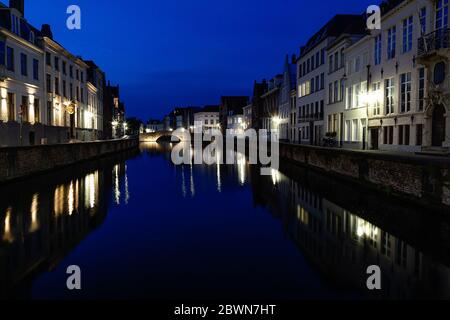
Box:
[23,0,375,120]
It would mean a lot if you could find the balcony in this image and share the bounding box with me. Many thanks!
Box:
[418,28,450,59]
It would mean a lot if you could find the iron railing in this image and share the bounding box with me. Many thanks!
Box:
[418,28,450,56]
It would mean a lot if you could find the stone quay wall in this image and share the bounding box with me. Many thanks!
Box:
[0,138,138,183]
[279,143,450,207]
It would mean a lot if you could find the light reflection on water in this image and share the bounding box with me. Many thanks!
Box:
[0,143,449,299]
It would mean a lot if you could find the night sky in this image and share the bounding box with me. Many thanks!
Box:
[25,0,376,120]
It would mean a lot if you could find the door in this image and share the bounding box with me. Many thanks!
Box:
[70,113,75,139]
[432,104,446,146]
[370,128,379,150]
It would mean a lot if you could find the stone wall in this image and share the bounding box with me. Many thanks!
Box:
[0,138,138,183]
[279,143,450,207]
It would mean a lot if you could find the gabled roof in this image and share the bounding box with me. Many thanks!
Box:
[300,14,366,58]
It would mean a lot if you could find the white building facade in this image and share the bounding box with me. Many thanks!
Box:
[194,111,220,132]
[0,1,107,146]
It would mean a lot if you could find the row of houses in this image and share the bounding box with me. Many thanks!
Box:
[230,0,450,154]
[0,0,126,147]
[257,0,449,153]
[147,0,450,154]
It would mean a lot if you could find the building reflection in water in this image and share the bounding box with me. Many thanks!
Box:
[112,163,130,205]
[250,164,450,299]
[0,150,133,298]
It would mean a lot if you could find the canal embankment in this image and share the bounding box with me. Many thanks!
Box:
[279,143,450,208]
[0,138,139,184]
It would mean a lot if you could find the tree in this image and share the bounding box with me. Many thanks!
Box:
[125,117,143,136]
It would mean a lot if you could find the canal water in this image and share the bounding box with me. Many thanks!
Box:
[1,142,450,300]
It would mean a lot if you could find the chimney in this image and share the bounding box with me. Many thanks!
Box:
[9,0,24,16]
[41,24,53,39]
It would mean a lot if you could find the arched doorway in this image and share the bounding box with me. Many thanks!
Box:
[432,104,446,147]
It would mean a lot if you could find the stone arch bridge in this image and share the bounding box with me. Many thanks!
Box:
[139,131,185,142]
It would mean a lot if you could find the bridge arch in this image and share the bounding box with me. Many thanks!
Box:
[139,131,185,142]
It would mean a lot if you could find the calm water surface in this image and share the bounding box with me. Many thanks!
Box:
[1,142,450,300]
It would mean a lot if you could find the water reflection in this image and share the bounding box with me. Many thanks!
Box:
[0,149,136,299]
[1,143,450,300]
[250,163,450,299]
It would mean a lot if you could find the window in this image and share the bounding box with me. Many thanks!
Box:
[320,73,325,89]
[55,77,59,95]
[372,82,381,116]
[328,83,333,104]
[340,48,345,68]
[54,56,59,71]
[315,51,320,68]
[11,14,20,35]
[352,119,359,142]
[315,75,320,92]
[385,78,395,114]
[33,59,39,80]
[402,16,413,53]
[399,125,404,145]
[0,40,5,66]
[63,80,67,97]
[81,88,84,103]
[311,55,315,70]
[62,61,67,75]
[29,31,35,44]
[355,57,361,72]
[311,78,315,93]
[345,120,351,141]
[46,74,52,93]
[34,98,40,123]
[7,92,15,121]
[436,0,449,30]
[47,101,52,126]
[400,72,411,112]
[21,96,29,122]
[76,86,79,101]
[354,83,361,107]
[374,34,382,65]
[416,124,423,145]
[383,126,394,145]
[20,53,27,76]
[76,69,79,80]
[418,68,425,111]
[321,48,325,65]
[420,7,427,35]
[398,125,411,145]
[46,52,51,66]
[334,81,339,103]
[387,26,396,59]
[81,71,84,83]
[334,51,339,71]
[347,85,353,110]
[70,83,73,100]
[70,65,73,78]
[6,47,14,71]
[340,79,345,101]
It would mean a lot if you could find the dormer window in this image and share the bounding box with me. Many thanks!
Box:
[29,31,35,44]
[11,14,20,35]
